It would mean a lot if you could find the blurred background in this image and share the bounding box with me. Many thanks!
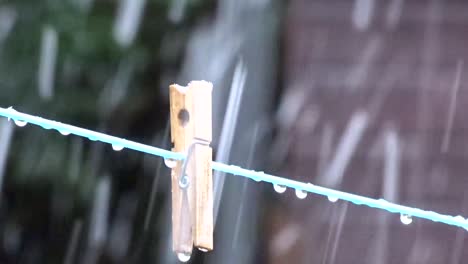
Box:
[0,0,468,263]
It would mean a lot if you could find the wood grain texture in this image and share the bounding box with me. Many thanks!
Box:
[169,81,213,255]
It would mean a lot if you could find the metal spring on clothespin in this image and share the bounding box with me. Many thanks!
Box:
[178,139,211,189]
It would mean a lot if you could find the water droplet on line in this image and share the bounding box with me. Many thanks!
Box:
[252,171,265,182]
[327,196,339,202]
[164,158,177,169]
[455,215,464,221]
[14,120,27,127]
[400,214,412,225]
[273,184,286,194]
[177,252,191,262]
[454,216,468,231]
[295,189,307,199]
[59,130,70,136]
[112,144,124,151]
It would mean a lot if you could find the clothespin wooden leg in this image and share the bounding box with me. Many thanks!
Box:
[169,81,213,260]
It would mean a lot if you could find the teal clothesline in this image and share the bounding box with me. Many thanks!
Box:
[0,106,467,230]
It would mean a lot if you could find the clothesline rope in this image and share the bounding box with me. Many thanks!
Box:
[1,106,467,230]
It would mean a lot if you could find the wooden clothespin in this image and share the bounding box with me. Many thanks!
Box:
[169,81,213,260]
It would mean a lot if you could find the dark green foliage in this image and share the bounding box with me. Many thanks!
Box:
[0,0,215,262]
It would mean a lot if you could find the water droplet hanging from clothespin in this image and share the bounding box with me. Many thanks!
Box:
[400,214,412,225]
[177,252,191,262]
[273,184,286,193]
[295,189,307,199]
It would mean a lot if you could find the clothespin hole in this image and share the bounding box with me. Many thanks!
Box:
[178,109,190,127]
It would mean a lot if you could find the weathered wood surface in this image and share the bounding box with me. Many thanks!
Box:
[169,81,213,255]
